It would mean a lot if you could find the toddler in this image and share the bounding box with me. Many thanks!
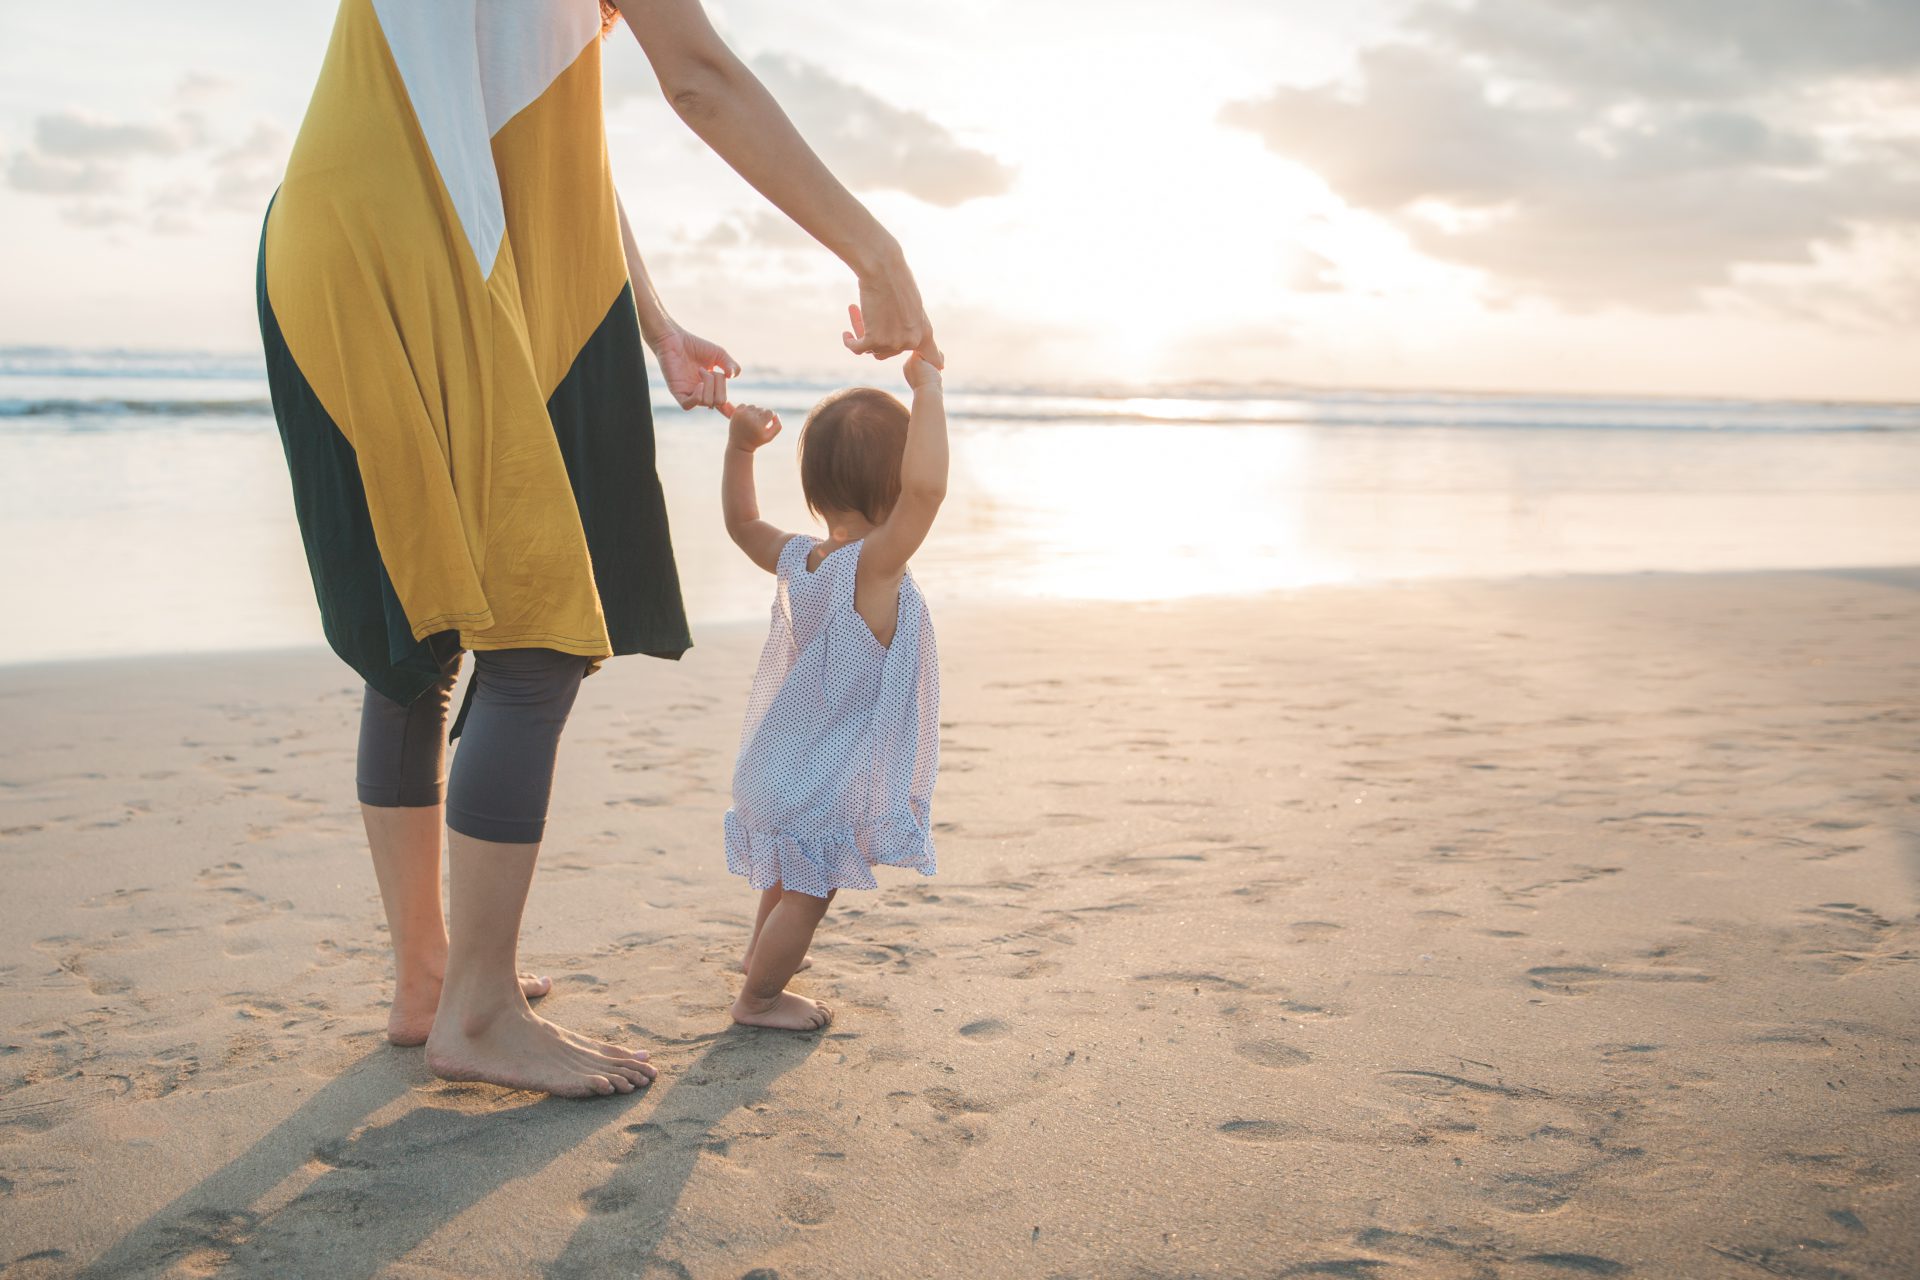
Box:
[720,326,946,1030]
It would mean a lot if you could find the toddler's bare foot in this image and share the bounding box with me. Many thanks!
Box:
[425,1007,655,1097]
[731,990,833,1031]
[388,971,552,1047]
[739,952,812,975]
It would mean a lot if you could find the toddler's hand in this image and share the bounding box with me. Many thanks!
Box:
[903,351,943,392]
[728,405,782,452]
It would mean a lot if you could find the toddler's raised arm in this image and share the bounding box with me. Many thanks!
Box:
[723,406,792,573]
[860,352,948,581]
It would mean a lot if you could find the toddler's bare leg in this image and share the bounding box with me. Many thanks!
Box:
[740,885,813,974]
[732,889,834,1030]
[740,885,780,972]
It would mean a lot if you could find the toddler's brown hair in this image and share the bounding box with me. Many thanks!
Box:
[797,388,910,524]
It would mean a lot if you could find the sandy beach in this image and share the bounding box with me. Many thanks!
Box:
[2,568,1917,1278]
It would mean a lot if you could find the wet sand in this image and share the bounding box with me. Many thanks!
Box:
[1,569,1916,1278]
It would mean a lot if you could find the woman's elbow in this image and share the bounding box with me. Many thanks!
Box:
[660,58,733,125]
[666,81,713,124]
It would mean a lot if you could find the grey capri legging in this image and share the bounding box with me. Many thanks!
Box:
[356,648,589,844]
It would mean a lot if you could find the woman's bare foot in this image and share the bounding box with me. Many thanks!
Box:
[388,971,552,1047]
[731,990,833,1031]
[425,1006,656,1097]
[739,951,812,975]
[553,1024,650,1062]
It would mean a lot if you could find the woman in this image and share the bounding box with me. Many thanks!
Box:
[258,0,939,1098]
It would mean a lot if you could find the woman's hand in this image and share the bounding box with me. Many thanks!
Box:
[844,254,943,367]
[651,325,740,416]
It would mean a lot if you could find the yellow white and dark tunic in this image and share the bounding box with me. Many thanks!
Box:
[257,0,687,707]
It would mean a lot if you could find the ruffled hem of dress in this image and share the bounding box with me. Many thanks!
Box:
[724,810,936,896]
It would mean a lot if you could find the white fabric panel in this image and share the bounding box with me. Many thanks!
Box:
[369,0,508,273]
[475,0,603,135]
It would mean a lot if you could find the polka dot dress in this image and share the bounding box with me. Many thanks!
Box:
[725,535,939,896]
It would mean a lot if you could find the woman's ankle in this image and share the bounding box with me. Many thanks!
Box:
[393,949,449,991]
[435,972,527,1038]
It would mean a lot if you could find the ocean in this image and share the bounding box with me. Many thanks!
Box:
[4,347,1918,666]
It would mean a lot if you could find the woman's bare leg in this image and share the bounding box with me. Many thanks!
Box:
[425,829,655,1096]
[733,888,833,1031]
[362,803,551,1047]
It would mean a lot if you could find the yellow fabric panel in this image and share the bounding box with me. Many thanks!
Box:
[264,0,611,657]
[490,38,628,399]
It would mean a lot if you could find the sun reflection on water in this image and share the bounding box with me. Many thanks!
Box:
[940,423,1353,602]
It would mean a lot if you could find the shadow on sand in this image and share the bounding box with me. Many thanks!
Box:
[73,1029,820,1278]
[544,1027,824,1279]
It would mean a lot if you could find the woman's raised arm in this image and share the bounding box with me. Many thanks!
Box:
[611,0,941,366]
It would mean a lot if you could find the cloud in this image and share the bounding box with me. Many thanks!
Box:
[208,120,290,211]
[1424,0,1920,98]
[750,56,1014,207]
[602,48,1014,207]
[1222,0,1920,310]
[6,98,289,236]
[35,111,184,159]
[7,150,120,196]
[173,71,234,106]
[58,203,135,230]
[681,209,817,253]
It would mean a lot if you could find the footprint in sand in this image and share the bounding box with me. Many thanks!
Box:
[1217,1119,1300,1143]
[1380,1069,1547,1099]
[79,887,150,911]
[1518,1252,1629,1275]
[580,1182,643,1216]
[778,1181,837,1226]
[1131,971,1249,991]
[1234,1040,1311,1069]
[1792,902,1918,976]
[1525,964,1712,993]
[923,1086,996,1116]
[1738,1025,1851,1060]
[1042,812,1102,827]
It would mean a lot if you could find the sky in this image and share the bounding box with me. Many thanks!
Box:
[1,0,1917,400]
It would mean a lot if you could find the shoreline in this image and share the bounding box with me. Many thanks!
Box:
[9,344,1920,409]
[2,569,1916,1276]
[5,561,1918,677]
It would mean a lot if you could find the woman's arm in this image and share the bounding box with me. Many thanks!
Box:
[611,0,941,365]
[859,345,947,581]
[618,192,675,350]
[723,406,793,573]
[618,193,739,414]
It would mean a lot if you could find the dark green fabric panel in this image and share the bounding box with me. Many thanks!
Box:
[546,283,692,661]
[256,208,447,706]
